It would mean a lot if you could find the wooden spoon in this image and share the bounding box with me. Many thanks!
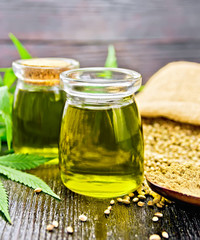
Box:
[146,176,200,207]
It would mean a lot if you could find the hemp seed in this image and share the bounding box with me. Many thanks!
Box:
[46,224,54,231]
[152,216,159,222]
[149,234,161,240]
[122,199,130,205]
[162,231,169,239]
[132,197,139,203]
[104,209,110,215]
[107,206,112,211]
[147,201,154,207]
[67,226,73,234]
[52,220,58,228]
[138,195,146,200]
[34,188,42,193]
[79,214,87,222]
[156,203,163,209]
[117,198,123,203]
[137,201,145,207]
[110,199,115,205]
[154,212,163,218]
[128,192,134,198]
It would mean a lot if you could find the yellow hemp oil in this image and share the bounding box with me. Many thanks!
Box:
[59,100,144,198]
[59,68,144,198]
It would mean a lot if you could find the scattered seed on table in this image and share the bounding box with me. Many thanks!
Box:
[52,220,58,228]
[156,203,163,209]
[117,198,123,203]
[149,234,161,240]
[67,226,73,234]
[138,195,146,200]
[107,206,112,211]
[34,188,42,193]
[46,224,54,231]
[104,209,110,215]
[152,216,159,222]
[147,201,154,207]
[162,231,169,239]
[79,214,87,222]
[137,201,145,207]
[129,192,134,198]
[124,196,130,201]
[110,199,115,205]
[153,198,160,204]
[159,201,165,206]
[133,197,139,203]
[154,212,163,218]
[122,199,130,205]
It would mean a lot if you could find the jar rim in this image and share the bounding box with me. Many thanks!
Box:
[13,58,80,71]
[60,67,141,83]
[12,58,80,86]
[60,67,142,99]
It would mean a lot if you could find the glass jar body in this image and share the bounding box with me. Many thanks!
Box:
[59,96,144,198]
[12,58,79,157]
[13,81,66,157]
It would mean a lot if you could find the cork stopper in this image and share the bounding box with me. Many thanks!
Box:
[12,58,79,86]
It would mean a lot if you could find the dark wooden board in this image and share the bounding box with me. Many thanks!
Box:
[1,0,200,41]
[1,39,200,84]
[0,165,200,240]
[1,0,200,83]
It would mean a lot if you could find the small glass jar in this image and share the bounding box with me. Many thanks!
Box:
[12,58,79,157]
[59,67,144,198]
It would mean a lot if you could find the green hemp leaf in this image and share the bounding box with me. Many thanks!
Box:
[104,45,118,68]
[0,165,60,200]
[0,33,32,149]
[0,86,12,150]
[0,154,53,170]
[0,179,11,223]
[9,33,32,59]
[0,154,60,223]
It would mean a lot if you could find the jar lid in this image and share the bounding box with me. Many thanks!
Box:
[12,58,80,86]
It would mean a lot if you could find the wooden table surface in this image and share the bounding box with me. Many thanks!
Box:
[0,161,199,240]
[1,1,200,239]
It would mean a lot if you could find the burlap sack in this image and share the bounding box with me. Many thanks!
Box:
[136,61,200,125]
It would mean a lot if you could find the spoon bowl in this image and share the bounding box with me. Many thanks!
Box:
[146,176,200,207]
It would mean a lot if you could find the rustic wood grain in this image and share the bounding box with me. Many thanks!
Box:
[1,0,200,41]
[0,165,200,240]
[1,39,200,84]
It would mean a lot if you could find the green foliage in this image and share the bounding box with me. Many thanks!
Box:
[0,165,60,200]
[9,33,32,59]
[0,86,12,150]
[0,33,32,149]
[3,69,17,89]
[0,75,3,86]
[104,45,118,68]
[0,180,11,223]
[0,153,59,222]
[0,154,52,170]
[0,68,12,72]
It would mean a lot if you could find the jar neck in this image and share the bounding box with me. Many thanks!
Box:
[16,78,62,91]
[66,93,135,108]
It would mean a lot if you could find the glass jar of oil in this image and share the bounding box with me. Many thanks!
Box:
[59,68,144,198]
[12,58,79,157]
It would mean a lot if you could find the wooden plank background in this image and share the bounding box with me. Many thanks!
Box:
[1,0,200,83]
